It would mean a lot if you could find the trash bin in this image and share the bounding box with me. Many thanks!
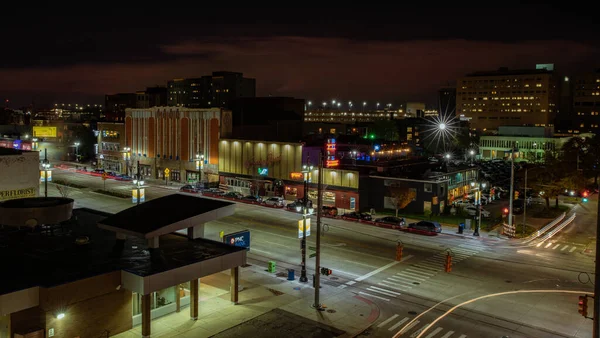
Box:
[458,223,465,234]
[268,261,276,273]
[287,269,295,281]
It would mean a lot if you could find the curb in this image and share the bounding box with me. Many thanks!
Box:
[345,295,380,338]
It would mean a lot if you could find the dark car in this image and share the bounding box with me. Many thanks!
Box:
[180,184,200,193]
[342,212,372,221]
[407,221,442,234]
[322,206,338,217]
[242,195,262,203]
[223,191,243,199]
[374,216,406,227]
[202,188,225,197]
[286,199,313,212]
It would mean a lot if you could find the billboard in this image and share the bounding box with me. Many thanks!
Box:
[223,230,250,251]
[33,126,57,138]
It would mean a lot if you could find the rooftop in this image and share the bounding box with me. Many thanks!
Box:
[0,147,27,156]
[0,207,245,295]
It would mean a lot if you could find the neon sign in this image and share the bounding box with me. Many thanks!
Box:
[326,138,338,167]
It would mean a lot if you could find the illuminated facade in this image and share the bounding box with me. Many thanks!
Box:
[218,139,360,210]
[304,109,404,123]
[570,72,600,134]
[125,107,232,183]
[97,122,126,173]
[457,66,559,131]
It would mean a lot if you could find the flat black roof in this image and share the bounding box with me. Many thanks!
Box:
[99,194,234,236]
[0,208,244,295]
[0,147,26,156]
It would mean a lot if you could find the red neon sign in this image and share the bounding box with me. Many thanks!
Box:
[326,160,339,167]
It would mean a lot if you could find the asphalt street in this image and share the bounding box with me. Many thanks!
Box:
[46,166,595,337]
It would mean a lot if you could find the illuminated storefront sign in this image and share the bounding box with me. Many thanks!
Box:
[0,187,37,201]
[33,126,57,138]
[290,172,303,180]
[258,167,268,176]
[326,138,338,167]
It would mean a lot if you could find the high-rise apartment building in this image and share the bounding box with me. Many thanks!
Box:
[105,93,136,121]
[167,71,256,108]
[570,71,600,134]
[456,65,559,131]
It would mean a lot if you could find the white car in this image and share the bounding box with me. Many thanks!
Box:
[464,206,491,218]
[454,200,473,208]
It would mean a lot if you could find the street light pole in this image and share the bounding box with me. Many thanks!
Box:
[43,148,50,198]
[508,141,516,232]
[314,151,324,309]
[133,160,144,206]
[299,162,313,283]
[522,167,528,237]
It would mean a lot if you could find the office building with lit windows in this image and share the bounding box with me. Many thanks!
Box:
[167,72,256,109]
[304,109,404,123]
[570,71,600,134]
[456,65,559,131]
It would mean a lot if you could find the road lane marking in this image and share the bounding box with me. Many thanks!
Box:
[570,246,578,253]
[389,317,409,331]
[369,285,401,295]
[396,271,426,280]
[458,335,467,338]
[359,291,390,301]
[440,331,455,338]
[377,314,398,327]
[346,281,356,285]
[379,281,411,291]
[410,323,427,337]
[425,327,444,338]
[338,285,347,289]
[545,242,553,248]
[405,268,435,276]
[355,256,413,282]
[401,320,420,334]
[411,265,441,272]
[552,244,561,250]
[386,276,418,285]
[561,245,569,251]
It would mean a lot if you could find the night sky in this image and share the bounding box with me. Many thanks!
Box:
[2,6,599,108]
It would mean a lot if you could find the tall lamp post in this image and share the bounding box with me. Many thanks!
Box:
[132,161,144,206]
[470,181,486,236]
[74,142,80,162]
[42,148,50,198]
[123,147,131,175]
[469,149,475,164]
[297,162,314,283]
[314,151,324,310]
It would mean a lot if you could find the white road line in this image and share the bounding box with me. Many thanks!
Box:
[426,257,446,263]
[410,265,441,273]
[358,291,390,301]
[389,317,409,331]
[410,323,429,337]
[338,285,347,289]
[406,268,435,277]
[425,327,444,338]
[417,262,443,269]
[366,287,398,297]
[379,281,411,291]
[440,331,455,338]
[458,335,467,338]
[377,314,399,328]
[453,249,477,255]
[355,257,412,282]
[552,244,561,250]
[402,320,420,334]
[346,281,356,285]
[570,246,578,253]
[545,242,553,248]
[561,245,569,251]
[386,276,418,285]
[368,286,402,296]
[397,271,427,280]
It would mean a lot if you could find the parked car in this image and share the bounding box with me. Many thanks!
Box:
[342,212,372,221]
[180,185,201,193]
[375,216,406,227]
[453,200,473,208]
[286,199,313,212]
[464,205,491,218]
[264,197,285,207]
[203,188,225,196]
[241,195,262,203]
[407,220,442,234]
[115,174,132,181]
[322,206,338,217]
[223,191,243,199]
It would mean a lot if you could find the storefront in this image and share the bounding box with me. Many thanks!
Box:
[220,175,280,197]
[100,155,122,172]
[186,170,201,183]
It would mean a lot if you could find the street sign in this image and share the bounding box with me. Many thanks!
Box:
[223,230,251,251]
[164,168,170,176]
[101,172,108,180]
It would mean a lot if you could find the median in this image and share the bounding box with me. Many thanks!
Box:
[93,189,129,199]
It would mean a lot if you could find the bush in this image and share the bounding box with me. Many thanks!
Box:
[53,179,86,189]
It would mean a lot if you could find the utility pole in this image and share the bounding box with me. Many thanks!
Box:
[522,167,527,237]
[314,151,324,309]
[594,179,600,338]
[508,141,516,231]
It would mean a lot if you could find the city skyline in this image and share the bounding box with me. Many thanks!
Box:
[2,6,599,107]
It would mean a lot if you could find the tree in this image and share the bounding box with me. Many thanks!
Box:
[529,153,566,209]
[55,181,72,198]
[388,184,416,217]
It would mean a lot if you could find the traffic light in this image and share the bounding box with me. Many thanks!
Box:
[514,191,519,200]
[578,295,588,317]
[583,191,589,198]
[320,267,332,276]
[503,207,509,215]
[583,197,588,203]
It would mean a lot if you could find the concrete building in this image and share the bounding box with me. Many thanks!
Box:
[105,93,136,122]
[570,71,600,134]
[0,147,40,201]
[125,107,232,183]
[405,102,426,118]
[167,71,256,109]
[218,139,360,211]
[304,109,403,123]
[97,122,126,173]
[456,65,559,131]
[0,194,245,338]
[135,86,168,109]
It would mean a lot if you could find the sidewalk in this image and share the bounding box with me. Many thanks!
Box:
[113,263,379,338]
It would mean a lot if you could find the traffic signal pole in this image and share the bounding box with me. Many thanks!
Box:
[594,180,600,338]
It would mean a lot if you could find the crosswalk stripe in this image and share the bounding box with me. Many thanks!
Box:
[440,331,455,338]
[570,246,578,253]
[358,291,390,301]
[552,244,561,250]
[410,323,430,337]
[417,262,443,269]
[425,327,444,338]
[367,287,399,297]
[406,268,435,277]
[413,263,442,270]
[402,320,420,335]
[338,285,347,289]
[452,253,471,258]
[368,285,402,295]
[388,317,409,331]
[453,248,477,255]
[545,242,553,248]
[460,244,486,250]
[387,276,419,285]
[426,257,446,262]
[377,314,398,327]
[458,335,467,338]
[346,281,356,285]
[397,271,427,280]
[379,281,411,291]
[561,245,569,251]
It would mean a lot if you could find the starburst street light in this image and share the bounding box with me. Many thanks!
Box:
[439,123,446,130]
[421,114,459,154]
